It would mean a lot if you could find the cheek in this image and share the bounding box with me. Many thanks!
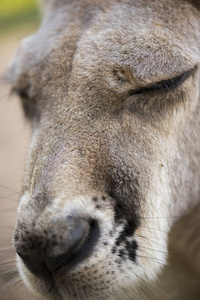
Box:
[18,191,30,213]
[135,223,169,280]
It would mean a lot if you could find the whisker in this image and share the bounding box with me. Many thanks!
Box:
[155,277,181,300]
[138,216,179,220]
[144,281,167,300]
[139,226,169,234]
[138,290,149,300]
[135,233,167,249]
[138,245,182,257]
[0,185,21,196]
[0,277,24,300]
[137,246,184,275]
[0,208,18,214]
[136,254,167,267]
[0,246,14,251]
[0,91,11,101]
[0,197,19,203]
[0,277,20,292]
[0,268,18,280]
[0,226,15,231]
[0,259,16,268]
[135,233,183,254]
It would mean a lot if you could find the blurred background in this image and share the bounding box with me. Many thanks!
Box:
[0,1,41,299]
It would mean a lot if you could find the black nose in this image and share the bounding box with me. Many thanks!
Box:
[14,218,99,275]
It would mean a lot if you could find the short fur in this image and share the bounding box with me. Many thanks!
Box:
[6,0,200,299]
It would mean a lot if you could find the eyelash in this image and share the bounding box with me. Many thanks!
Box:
[128,70,192,96]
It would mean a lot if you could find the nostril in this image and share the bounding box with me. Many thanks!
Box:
[45,219,100,272]
[44,222,89,271]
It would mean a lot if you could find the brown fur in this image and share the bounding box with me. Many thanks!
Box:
[6,0,200,299]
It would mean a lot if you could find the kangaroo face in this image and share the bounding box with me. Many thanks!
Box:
[7,0,200,299]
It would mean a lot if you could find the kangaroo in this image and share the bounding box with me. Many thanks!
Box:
[5,0,200,299]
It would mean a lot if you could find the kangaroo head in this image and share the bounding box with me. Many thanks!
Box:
[6,0,200,299]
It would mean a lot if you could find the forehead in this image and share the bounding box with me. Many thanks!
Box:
[8,0,200,88]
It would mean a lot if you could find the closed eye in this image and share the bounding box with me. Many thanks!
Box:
[129,69,194,96]
[12,85,30,99]
[12,86,38,120]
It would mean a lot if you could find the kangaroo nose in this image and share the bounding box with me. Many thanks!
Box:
[14,217,99,275]
[44,223,89,271]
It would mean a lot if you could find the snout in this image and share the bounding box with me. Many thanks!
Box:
[14,214,100,277]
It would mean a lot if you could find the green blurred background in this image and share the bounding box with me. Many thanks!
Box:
[0,0,40,34]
